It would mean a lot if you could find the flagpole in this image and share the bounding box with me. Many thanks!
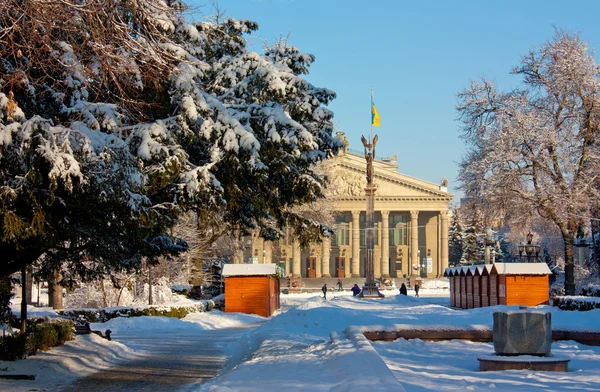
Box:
[370,86,374,146]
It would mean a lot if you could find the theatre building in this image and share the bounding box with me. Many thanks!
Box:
[239,133,454,279]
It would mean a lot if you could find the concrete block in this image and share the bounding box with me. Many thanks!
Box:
[493,310,552,355]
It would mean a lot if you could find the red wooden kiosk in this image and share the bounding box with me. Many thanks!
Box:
[480,264,493,307]
[473,266,482,308]
[222,264,280,317]
[459,267,467,309]
[466,266,475,309]
[491,263,551,306]
[488,266,498,306]
[444,268,455,307]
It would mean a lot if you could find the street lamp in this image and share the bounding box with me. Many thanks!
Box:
[518,232,541,262]
[484,227,496,265]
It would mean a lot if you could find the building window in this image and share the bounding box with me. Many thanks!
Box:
[390,214,408,246]
[335,222,350,246]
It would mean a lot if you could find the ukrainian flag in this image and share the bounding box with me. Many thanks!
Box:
[371,97,380,127]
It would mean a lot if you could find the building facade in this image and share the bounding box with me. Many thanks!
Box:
[241,134,454,279]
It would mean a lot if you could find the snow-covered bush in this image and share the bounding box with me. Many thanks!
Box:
[552,296,600,311]
[59,300,218,322]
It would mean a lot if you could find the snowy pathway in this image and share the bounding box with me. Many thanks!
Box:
[59,324,260,392]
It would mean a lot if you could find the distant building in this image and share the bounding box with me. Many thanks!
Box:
[239,132,454,279]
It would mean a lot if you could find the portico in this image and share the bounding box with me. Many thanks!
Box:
[240,133,453,279]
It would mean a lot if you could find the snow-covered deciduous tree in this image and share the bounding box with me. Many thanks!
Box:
[457,31,600,295]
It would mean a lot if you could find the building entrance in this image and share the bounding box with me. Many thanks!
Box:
[336,257,346,278]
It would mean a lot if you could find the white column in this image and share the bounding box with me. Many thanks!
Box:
[322,237,331,278]
[315,247,322,278]
[259,237,266,264]
[410,210,419,277]
[441,210,449,273]
[292,240,301,278]
[265,240,273,264]
[381,210,390,278]
[351,210,361,278]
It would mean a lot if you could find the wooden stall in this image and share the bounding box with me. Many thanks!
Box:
[491,263,551,307]
[466,267,475,309]
[444,268,455,307]
[488,266,498,306]
[473,266,482,308]
[480,265,492,307]
[223,264,280,317]
[459,267,467,309]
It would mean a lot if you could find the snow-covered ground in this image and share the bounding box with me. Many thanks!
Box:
[3,286,600,391]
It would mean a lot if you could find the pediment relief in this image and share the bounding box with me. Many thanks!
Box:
[324,163,449,199]
[326,167,364,197]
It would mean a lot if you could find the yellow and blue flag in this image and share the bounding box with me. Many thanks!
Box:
[371,96,380,127]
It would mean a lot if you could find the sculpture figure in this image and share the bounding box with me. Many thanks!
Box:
[361,134,378,185]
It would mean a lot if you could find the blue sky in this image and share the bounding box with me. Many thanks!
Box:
[188,0,600,200]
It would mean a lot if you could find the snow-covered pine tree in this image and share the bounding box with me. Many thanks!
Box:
[460,202,484,265]
[1,1,340,282]
[156,16,341,245]
[448,207,464,267]
[0,0,190,279]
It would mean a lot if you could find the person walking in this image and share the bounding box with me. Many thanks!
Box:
[337,278,343,291]
[322,284,328,299]
[399,283,407,295]
[414,283,420,297]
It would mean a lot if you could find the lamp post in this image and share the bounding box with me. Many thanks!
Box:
[518,232,541,262]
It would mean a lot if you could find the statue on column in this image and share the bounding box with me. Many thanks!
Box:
[361,134,378,185]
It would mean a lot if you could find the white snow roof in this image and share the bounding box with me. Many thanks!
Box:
[492,262,551,275]
[222,264,278,277]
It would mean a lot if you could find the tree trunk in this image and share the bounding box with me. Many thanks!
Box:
[25,265,33,305]
[148,265,153,306]
[563,235,576,296]
[48,269,63,310]
[100,280,108,307]
[20,266,27,333]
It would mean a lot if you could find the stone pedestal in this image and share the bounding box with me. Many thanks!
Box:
[479,309,569,372]
[493,310,552,355]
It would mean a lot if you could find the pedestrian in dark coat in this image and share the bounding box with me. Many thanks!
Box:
[337,278,343,291]
[399,283,408,295]
[322,284,328,299]
[414,283,420,297]
[351,284,361,296]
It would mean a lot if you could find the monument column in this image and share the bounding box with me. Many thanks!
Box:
[322,237,331,278]
[351,210,361,278]
[410,210,419,277]
[292,239,301,278]
[381,210,390,278]
[440,210,449,273]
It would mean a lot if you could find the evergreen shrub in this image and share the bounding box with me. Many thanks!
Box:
[553,296,600,311]
[28,319,75,354]
[0,332,27,361]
